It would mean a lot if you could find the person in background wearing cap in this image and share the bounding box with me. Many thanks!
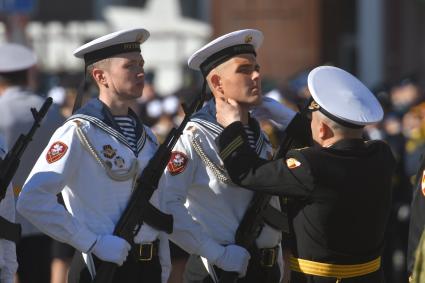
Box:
[0,43,65,283]
[0,133,18,283]
[16,28,170,283]
[215,66,396,282]
[159,29,308,283]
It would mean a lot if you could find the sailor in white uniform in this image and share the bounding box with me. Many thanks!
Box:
[17,28,170,283]
[160,29,297,283]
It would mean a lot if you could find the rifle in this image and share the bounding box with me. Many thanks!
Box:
[0,97,53,243]
[92,92,206,283]
[219,101,312,283]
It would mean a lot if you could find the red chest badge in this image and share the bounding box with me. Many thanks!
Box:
[46,141,68,164]
[168,151,188,176]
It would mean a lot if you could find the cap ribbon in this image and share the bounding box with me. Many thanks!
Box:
[83,42,141,66]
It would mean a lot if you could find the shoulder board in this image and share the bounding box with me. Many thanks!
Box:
[294,146,310,151]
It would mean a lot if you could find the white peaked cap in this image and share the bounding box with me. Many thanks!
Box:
[188,29,263,75]
[308,66,384,127]
[0,43,37,72]
[73,28,150,63]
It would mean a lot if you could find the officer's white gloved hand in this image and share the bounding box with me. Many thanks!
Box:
[214,245,251,277]
[91,235,131,266]
[251,96,296,130]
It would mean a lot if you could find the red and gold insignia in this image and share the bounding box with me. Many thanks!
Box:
[168,151,188,176]
[46,141,68,164]
[286,158,301,169]
[101,145,116,159]
[421,170,425,196]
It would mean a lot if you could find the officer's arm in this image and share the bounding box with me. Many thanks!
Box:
[217,121,313,197]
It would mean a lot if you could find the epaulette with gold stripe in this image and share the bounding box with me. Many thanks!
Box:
[220,135,244,160]
[294,146,310,151]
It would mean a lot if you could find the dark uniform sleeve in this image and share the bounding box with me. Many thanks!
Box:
[408,172,425,275]
[284,113,313,148]
[217,121,314,197]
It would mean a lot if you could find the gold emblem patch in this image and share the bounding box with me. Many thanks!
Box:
[286,158,301,169]
[101,145,117,159]
[245,35,253,44]
[421,170,425,197]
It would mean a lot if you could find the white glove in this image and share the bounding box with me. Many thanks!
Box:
[134,223,159,244]
[251,96,296,130]
[91,235,131,266]
[213,245,251,277]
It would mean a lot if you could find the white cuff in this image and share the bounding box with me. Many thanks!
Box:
[68,226,98,253]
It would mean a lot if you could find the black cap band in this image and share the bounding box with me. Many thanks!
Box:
[83,42,141,66]
[200,44,256,77]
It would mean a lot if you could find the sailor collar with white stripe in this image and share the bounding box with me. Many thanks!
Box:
[191,99,267,154]
[67,98,153,154]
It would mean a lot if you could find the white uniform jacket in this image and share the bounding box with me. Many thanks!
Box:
[17,98,170,282]
[0,135,18,283]
[160,100,283,273]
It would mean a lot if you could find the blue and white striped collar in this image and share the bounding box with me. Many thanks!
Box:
[67,98,147,154]
[190,99,266,154]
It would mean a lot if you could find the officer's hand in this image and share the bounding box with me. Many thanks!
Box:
[251,96,296,130]
[216,97,244,127]
[214,244,251,277]
[91,235,131,266]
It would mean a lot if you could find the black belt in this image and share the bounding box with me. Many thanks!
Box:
[131,239,159,261]
[253,246,279,268]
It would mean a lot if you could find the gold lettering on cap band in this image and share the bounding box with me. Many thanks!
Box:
[123,43,140,49]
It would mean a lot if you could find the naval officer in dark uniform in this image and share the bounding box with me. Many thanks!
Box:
[215,66,396,282]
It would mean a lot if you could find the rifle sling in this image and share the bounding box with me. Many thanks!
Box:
[142,201,173,234]
[0,216,21,243]
[262,204,289,233]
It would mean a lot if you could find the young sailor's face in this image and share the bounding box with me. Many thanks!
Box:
[217,54,262,107]
[106,52,145,100]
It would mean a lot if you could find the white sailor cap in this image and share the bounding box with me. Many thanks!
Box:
[188,29,263,76]
[307,66,383,128]
[0,43,37,73]
[73,28,150,66]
